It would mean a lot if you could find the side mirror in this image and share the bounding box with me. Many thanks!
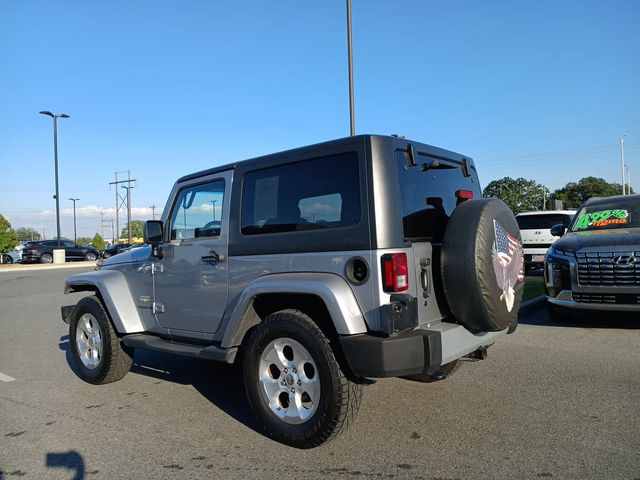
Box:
[550,224,566,237]
[144,220,164,245]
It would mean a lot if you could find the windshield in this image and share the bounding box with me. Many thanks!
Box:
[570,197,640,232]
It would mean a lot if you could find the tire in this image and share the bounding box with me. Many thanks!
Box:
[40,253,53,264]
[441,198,525,332]
[69,296,133,385]
[402,359,462,383]
[102,253,111,259]
[243,309,363,448]
[2,254,13,264]
[85,252,97,262]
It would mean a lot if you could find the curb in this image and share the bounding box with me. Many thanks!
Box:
[0,261,97,273]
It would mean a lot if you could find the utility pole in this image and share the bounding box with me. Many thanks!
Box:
[150,205,157,220]
[626,165,631,194]
[346,0,356,136]
[121,185,134,243]
[621,135,626,195]
[99,210,105,238]
[109,171,136,244]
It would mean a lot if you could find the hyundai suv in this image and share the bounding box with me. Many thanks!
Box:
[545,194,640,320]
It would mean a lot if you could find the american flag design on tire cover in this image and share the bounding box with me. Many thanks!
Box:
[491,219,524,312]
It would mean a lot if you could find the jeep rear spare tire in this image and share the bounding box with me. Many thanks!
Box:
[441,198,524,332]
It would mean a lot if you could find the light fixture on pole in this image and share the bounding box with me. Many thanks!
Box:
[68,198,80,244]
[39,111,70,246]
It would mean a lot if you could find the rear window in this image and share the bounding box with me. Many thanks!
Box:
[241,153,361,235]
[516,214,573,230]
[395,150,480,241]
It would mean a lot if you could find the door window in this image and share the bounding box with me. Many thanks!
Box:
[169,180,225,241]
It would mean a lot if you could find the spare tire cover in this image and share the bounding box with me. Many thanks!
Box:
[441,198,524,332]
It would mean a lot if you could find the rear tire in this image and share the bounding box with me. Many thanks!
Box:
[40,253,53,264]
[69,296,133,384]
[85,252,97,261]
[243,309,363,448]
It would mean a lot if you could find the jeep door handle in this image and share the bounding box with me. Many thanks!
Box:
[201,251,225,263]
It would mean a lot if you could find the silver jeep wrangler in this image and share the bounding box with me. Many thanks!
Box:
[62,135,524,448]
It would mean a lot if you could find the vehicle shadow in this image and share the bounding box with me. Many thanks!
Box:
[518,298,640,329]
[59,335,259,434]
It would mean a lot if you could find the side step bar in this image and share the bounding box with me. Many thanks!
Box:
[121,333,237,364]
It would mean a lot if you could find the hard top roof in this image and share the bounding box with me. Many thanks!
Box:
[176,134,473,183]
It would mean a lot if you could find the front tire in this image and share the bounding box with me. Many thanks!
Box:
[40,253,53,264]
[243,309,363,448]
[69,296,133,384]
[85,252,97,261]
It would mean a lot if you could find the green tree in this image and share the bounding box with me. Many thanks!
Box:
[15,227,41,242]
[121,220,144,239]
[0,214,19,253]
[551,176,632,209]
[76,237,94,246]
[483,177,550,214]
[92,233,106,251]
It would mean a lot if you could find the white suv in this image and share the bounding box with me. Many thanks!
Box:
[516,210,576,271]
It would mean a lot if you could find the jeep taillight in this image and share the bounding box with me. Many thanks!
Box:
[456,189,474,202]
[381,253,409,292]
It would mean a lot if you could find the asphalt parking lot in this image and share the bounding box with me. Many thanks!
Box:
[1,267,639,479]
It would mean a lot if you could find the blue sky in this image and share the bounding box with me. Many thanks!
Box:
[1,0,638,239]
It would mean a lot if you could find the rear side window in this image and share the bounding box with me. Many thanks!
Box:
[516,214,573,230]
[395,150,480,241]
[241,153,360,235]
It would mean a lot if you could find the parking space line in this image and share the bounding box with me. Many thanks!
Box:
[0,372,16,382]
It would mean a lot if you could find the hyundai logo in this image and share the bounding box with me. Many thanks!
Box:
[613,255,637,265]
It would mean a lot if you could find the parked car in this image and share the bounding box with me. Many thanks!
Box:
[0,251,21,264]
[62,135,523,448]
[21,240,100,263]
[516,210,576,271]
[100,243,133,259]
[14,241,31,262]
[545,194,640,321]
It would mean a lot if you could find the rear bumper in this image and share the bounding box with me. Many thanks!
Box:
[340,329,441,378]
[340,323,507,378]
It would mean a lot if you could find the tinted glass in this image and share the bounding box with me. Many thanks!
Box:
[570,197,640,232]
[516,214,573,230]
[241,153,360,235]
[63,240,75,248]
[169,180,225,240]
[395,150,480,241]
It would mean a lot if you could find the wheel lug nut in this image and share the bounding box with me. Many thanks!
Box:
[290,388,294,392]
[292,368,297,373]
[297,380,301,386]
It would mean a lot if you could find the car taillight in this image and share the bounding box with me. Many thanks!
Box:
[455,189,474,202]
[381,253,409,292]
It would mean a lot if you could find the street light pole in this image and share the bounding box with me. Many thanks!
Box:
[346,0,355,136]
[39,111,70,246]
[621,135,627,195]
[68,198,80,243]
[210,200,217,222]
